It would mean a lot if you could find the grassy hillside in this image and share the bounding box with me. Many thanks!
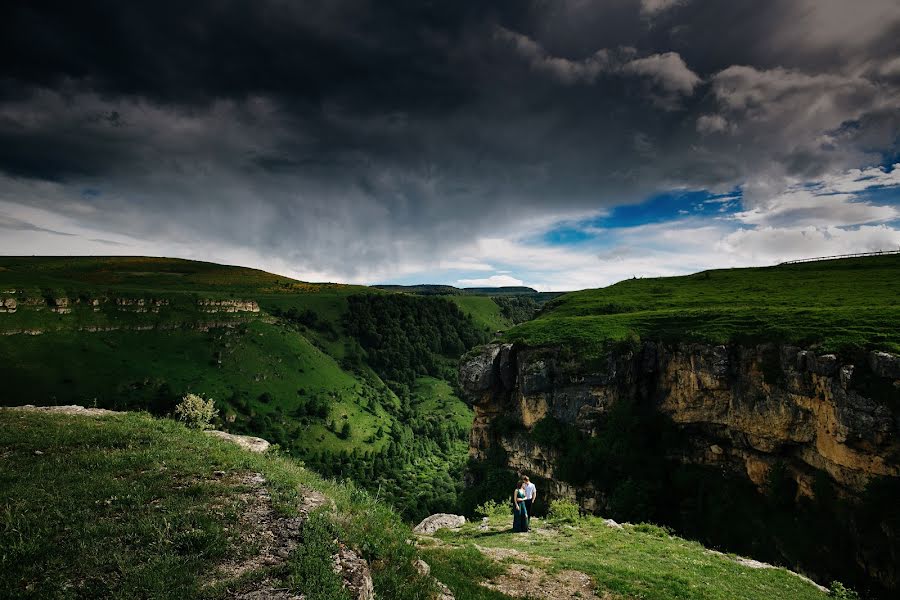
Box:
[506,255,900,354]
[0,256,490,520]
[421,512,833,600]
[0,409,434,600]
[0,409,841,600]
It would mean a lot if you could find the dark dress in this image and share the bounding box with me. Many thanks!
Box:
[512,489,529,532]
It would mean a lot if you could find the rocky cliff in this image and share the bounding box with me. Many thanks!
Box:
[460,341,900,592]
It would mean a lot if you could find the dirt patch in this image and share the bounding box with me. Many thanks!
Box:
[214,473,305,582]
[481,561,604,600]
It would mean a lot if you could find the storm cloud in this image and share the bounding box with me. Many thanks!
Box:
[2,1,899,286]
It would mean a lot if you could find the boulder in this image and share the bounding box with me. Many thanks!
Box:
[413,513,466,535]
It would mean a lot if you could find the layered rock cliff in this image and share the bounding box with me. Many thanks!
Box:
[460,341,900,592]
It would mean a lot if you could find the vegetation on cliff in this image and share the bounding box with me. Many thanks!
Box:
[506,255,900,354]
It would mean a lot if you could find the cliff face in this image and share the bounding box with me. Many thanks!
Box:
[460,341,900,590]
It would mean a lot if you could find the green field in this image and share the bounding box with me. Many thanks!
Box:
[422,513,832,600]
[506,255,900,354]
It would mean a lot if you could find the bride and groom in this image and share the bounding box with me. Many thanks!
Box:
[512,476,536,532]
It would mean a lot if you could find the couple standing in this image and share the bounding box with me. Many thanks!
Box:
[512,476,537,532]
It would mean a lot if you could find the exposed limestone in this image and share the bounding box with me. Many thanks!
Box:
[1,404,119,416]
[413,513,466,534]
[205,430,271,453]
[50,297,71,314]
[0,297,16,313]
[461,342,900,496]
[198,299,260,313]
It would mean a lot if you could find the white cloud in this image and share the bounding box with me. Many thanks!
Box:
[456,274,525,287]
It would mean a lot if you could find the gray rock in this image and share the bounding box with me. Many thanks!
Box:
[413,513,466,534]
[459,345,502,395]
[869,351,900,379]
[205,430,270,453]
[413,559,430,576]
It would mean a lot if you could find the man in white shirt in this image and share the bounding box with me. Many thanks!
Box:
[523,476,537,524]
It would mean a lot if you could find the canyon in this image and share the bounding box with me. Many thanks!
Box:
[460,341,900,593]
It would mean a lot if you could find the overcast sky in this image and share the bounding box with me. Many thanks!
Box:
[2,0,900,290]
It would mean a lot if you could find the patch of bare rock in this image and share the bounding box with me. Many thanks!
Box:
[2,404,120,416]
[204,429,271,453]
[413,513,466,534]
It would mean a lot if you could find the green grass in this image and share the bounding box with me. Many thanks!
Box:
[426,516,831,600]
[506,256,900,354]
[444,296,512,333]
[411,376,474,432]
[0,410,434,600]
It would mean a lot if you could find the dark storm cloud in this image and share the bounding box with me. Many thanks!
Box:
[1,0,899,280]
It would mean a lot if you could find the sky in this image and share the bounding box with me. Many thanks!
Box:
[1,0,900,291]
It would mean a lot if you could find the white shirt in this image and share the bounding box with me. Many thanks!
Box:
[524,482,536,500]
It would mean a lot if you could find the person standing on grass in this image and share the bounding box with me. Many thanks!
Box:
[523,475,537,526]
[512,479,529,532]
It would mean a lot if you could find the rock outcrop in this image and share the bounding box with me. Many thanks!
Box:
[198,299,260,313]
[0,297,17,313]
[413,513,466,534]
[463,342,899,497]
[205,430,271,453]
[461,341,900,592]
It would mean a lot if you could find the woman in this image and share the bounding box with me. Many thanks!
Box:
[512,479,529,532]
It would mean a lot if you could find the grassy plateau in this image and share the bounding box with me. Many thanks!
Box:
[506,255,900,354]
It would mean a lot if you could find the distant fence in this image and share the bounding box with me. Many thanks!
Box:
[779,249,900,265]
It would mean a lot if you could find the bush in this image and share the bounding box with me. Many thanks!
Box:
[174,393,218,430]
[475,499,510,519]
[828,581,859,600]
[547,499,581,524]
[632,523,675,538]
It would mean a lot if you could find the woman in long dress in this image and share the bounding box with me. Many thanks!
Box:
[512,479,529,532]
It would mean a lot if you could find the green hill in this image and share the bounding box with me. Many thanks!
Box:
[0,256,495,520]
[506,255,900,354]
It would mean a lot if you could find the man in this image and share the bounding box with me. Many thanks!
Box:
[522,476,537,525]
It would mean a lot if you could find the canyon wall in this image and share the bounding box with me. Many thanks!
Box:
[460,341,900,591]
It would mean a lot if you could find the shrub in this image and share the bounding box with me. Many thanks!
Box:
[632,523,675,538]
[475,499,509,519]
[547,499,581,524]
[828,581,859,600]
[174,393,218,430]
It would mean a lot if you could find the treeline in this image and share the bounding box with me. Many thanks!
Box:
[491,296,539,325]
[302,411,470,521]
[344,294,489,390]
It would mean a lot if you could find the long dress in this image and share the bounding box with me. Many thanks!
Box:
[512,489,529,532]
